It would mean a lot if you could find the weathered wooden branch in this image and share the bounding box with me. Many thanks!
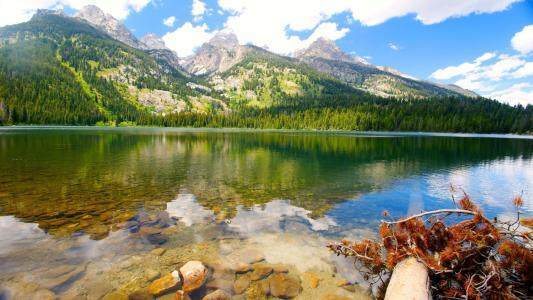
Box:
[383,209,477,224]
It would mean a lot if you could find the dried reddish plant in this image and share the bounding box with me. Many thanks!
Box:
[328,194,533,299]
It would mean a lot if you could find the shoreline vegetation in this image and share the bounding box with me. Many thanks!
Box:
[1,124,532,139]
[328,194,533,299]
[1,98,532,134]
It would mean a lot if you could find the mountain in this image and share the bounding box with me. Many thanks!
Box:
[295,38,477,99]
[0,11,225,125]
[141,33,167,50]
[181,30,247,76]
[0,7,529,133]
[295,37,369,65]
[75,5,146,49]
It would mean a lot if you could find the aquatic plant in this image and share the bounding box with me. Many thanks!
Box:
[328,193,533,299]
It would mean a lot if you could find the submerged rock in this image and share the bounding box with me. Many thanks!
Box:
[174,290,191,300]
[202,289,231,300]
[231,262,252,273]
[32,289,55,300]
[233,275,251,294]
[250,263,273,281]
[302,272,320,288]
[144,269,161,282]
[148,273,181,296]
[269,273,301,299]
[150,248,166,256]
[102,291,129,300]
[272,264,289,273]
[179,261,208,292]
[38,264,86,290]
[128,289,153,300]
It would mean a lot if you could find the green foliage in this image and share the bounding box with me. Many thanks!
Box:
[140,97,533,134]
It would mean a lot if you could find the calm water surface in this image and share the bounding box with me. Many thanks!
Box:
[0,127,532,299]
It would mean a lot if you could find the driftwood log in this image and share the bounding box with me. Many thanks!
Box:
[384,257,431,300]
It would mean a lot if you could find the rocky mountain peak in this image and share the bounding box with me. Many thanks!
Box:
[206,30,239,50]
[377,66,418,80]
[295,38,351,62]
[181,30,244,75]
[295,37,369,65]
[141,33,167,50]
[75,5,146,49]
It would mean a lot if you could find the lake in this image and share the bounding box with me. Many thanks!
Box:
[0,127,532,299]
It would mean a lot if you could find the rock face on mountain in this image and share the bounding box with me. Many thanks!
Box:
[181,30,248,75]
[294,38,476,98]
[295,38,368,65]
[141,33,167,50]
[140,33,184,71]
[75,5,146,49]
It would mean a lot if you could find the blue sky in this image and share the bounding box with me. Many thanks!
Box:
[1,0,532,105]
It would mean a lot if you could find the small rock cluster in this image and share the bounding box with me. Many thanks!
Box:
[124,251,305,300]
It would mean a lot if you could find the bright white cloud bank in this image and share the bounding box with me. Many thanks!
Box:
[0,0,152,26]
[212,0,520,54]
[431,25,533,106]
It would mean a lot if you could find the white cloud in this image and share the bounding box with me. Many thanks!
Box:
[511,24,533,54]
[0,0,152,26]
[430,24,533,106]
[192,0,207,22]
[475,52,496,63]
[388,42,400,51]
[163,15,176,27]
[431,53,532,104]
[162,22,216,57]
[487,83,533,106]
[214,0,519,54]
[513,62,533,78]
[431,52,532,105]
[347,0,521,26]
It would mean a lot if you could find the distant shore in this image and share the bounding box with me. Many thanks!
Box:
[1,125,532,139]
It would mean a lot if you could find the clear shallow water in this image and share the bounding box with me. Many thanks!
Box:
[0,127,531,299]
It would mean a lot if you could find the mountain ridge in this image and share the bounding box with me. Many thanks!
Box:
[0,8,529,133]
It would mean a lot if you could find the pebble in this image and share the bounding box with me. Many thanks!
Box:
[303,272,320,288]
[128,289,153,300]
[146,234,168,245]
[268,273,301,299]
[272,264,289,273]
[250,263,273,281]
[32,289,55,300]
[233,275,251,294]
[102,291,128,300]
[231,262,252,273]
[150,248,166,256]
[174,290,191,300]
[202,289,231,300]
[148,273,181,296]
[144,269,161,282]
[206,278,234,292]
[179,261,208,292]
